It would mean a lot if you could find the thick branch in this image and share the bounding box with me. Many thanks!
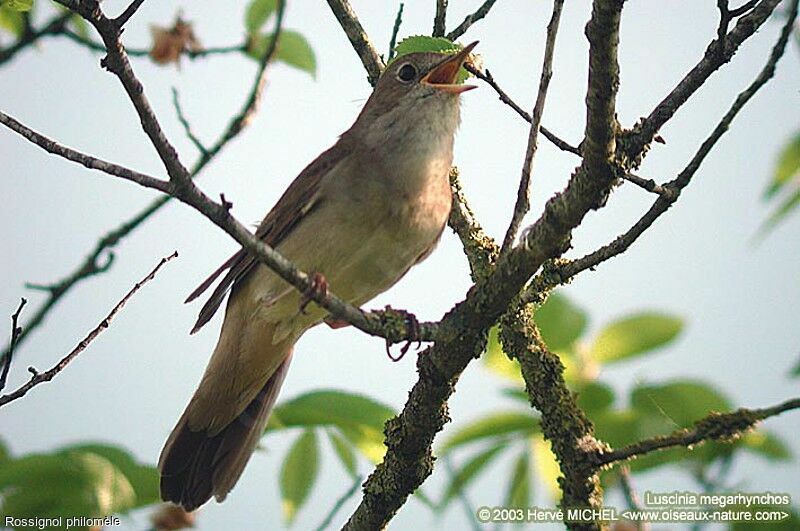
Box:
[500,305,606,526]
[344,1,624,528]
[0,252,176,408]
[597,398,800,465]
[500,0,565,254]
[325,0,385,85]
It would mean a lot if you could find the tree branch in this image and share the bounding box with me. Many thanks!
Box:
[447,167,499,282]
[433,0,448,38]
[0,298,26,394]
[500,0,565,254]
[0,252,177,408]
[387,2,404,60]
[325,0,385,85]
[446,0,499,41]
[597,398,800,466]
[622,0,782,164]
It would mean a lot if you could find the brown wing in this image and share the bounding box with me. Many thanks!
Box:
[187,141,349,334]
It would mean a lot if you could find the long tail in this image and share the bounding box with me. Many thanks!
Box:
[159,351,292,511]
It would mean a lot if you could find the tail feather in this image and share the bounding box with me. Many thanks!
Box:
[159,352,293,511]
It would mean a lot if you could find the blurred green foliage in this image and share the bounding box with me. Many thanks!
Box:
[0,440,158,530]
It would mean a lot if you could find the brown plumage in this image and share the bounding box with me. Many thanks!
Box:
[159,44,477,511]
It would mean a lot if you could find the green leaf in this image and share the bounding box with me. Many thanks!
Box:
[244,0,276,34]
[592,409,642,448]
[0,451,137,524]
[68,14,89,40]
[631,380,732,430]
[575,381,615,414]
[60,444,159,505]
[327,429,357,477]
[505,450,531,507]
[268,390,394,463]
[483,326,523,382]
[393,35,460,58]
[439,411,538,455]
[280,429,319,524]
[247,30,316,77]
[791,356,800,378]
[440,443,508,507]
[268,390,394,431]
[740,430,792,461]
[589,312,683,364]
[531,437,560,498]
[390,35,470,83]
[0,4,25,37]
[761,187,800,234]
[535,292,589,351]
[2,0,33,12]
[765,132,800,199]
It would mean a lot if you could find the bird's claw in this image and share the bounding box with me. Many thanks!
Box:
[299,272,328,315]
[384,309,422,362]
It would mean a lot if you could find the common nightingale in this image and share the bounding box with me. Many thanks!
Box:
[159,42,478,510]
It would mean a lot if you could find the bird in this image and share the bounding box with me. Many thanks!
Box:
[159,42,478,511]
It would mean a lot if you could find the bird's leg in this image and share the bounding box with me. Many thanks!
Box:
[299,272,328,314]
[384,308,422,362]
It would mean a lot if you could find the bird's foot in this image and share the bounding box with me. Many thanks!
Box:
[299,272,328,314]
[384,308,422,362]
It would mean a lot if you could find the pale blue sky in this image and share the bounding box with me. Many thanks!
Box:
[1,1,799,529]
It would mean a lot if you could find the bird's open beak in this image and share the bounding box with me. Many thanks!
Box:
[421,41,478,94]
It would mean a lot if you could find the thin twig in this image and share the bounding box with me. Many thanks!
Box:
[171,87,209,155]
[325,0,385,85]
[500,0,565,254]
[114,0,147,29]
[597,398,800,465]
[0,111,169,192]
[313,474,362,531]
[0,299,26,393]
[465,64,580,155]
[387,3,404,60]
[446,0,499,41]
[433,0,448,37]
[0,252,177,408]
[620,172,674,198]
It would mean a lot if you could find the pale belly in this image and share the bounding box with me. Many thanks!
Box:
[241,180,451,341]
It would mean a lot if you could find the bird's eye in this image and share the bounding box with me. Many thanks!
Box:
[397,63,417,83]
